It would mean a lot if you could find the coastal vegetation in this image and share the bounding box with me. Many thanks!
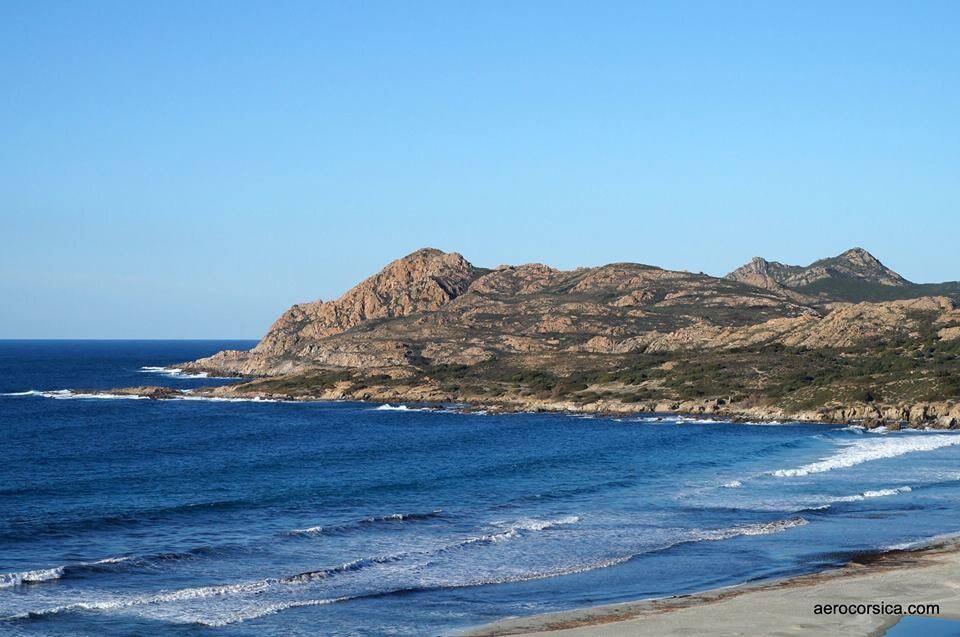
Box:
[148,247,960,427]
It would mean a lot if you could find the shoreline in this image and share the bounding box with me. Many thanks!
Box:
[45,371,960,430]
[458,537,960,636]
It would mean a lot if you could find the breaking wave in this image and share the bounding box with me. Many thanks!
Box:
[771,435,960,477]
[2,389,282,403]
[2,389,149,400]
[2,514,812,626]
[373,404,431,412]
[686,517,808,542]
[140,366,210,379]
[830,486,913,503]
[0,557,132,588]
[441,516,581,551]
[283,510,445,537]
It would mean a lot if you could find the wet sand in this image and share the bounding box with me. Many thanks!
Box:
[461,540,960,636]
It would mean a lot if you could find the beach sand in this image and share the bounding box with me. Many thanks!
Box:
[460,540,960,636]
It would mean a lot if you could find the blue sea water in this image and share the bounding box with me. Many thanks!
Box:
[2,340,960,636]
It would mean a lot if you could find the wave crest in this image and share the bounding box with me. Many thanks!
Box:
[283,510,444,537]
[0,557,132,588]
[771,435,960,477]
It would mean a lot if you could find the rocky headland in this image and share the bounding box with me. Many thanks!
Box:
[115,247,960,428]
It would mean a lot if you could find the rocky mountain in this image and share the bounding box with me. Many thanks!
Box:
[725,248,960,303]
[173,247,960,428]
[726,247,910,291]
[185,248,819,376]
[253,248,485,356]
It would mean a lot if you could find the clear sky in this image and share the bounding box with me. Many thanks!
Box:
[2,1,958,338]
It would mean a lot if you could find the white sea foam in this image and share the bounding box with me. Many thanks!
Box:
[0,557,132,588]
[0,567,64,588]
[4,514,811,628]
[140,366,209,379]
[196,597,351,627]
[478,516,580,542]
[830,486,912,503]
[5,514,583,622]
[2,389,150,400]
[373,403,428,411]
[721,480,743,488]
[675,416,725,424]
[286,525,325,536]
[176,394,280,403]
[427,515,582,553]
[0,578,277,621]
[771,435,960,477]
[862,486,912,498]
[140,366,242,379]
[4,389,282,403]
[687,517,809,542]
[284,510,444,537]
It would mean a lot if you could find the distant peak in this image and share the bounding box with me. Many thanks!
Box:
[728,247,910,291]
[401,247,446,259]
[836,247,881,264]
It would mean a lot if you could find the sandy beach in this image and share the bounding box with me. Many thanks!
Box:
[461,540,960,636]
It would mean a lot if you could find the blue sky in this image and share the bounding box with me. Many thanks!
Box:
[2,1,958,338]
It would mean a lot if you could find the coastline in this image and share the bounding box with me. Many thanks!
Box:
[61,368,960,430]
[458,537,960,636]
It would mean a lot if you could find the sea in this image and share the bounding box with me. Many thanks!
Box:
[2,340,960,636]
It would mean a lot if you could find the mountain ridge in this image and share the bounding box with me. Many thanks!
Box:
[726,247,911,291]
[162,246,960,428]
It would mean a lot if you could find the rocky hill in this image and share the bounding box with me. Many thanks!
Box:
[173,247,960,427]
[727,248,960,303]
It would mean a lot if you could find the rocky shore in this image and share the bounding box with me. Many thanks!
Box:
[85,382,960,430]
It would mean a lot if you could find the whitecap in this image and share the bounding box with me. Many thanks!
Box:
[689,517,808,541]
[0,556,133,588]
[373,404,430,412]
[176,394,281,403]
[430,515,582,552]
[830,486,912,503]
[5,514,811,628]
[6,389,287,403]
[283,509,444,537]
[0,566,64,588]
[771,435,960,477]
[196,596,351,627]
[139,366,213,379]
[2,389,150,400]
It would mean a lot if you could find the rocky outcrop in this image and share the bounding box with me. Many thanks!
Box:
[84,386,183,399]
[563,296,956,354]
[939,326,960,341]
[180,246,960,379]
[727,247,911,289]
[253,248,482,354]
[725,257,807,291]
[185,248,484,374]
